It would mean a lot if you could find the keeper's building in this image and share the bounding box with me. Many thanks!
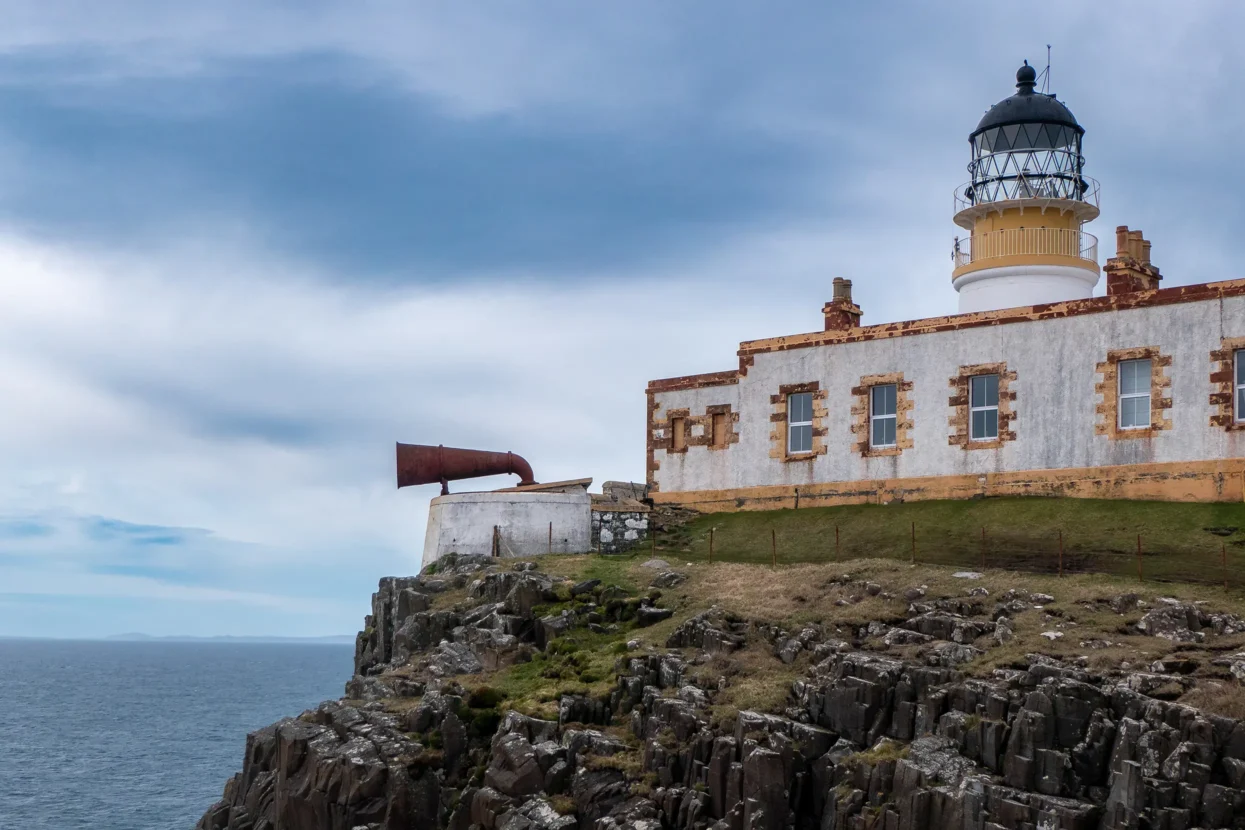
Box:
[646,64,1245,512]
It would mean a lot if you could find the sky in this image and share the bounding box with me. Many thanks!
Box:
[0,2,1241,638]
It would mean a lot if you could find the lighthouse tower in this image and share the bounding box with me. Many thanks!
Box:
[952,63,1100,313]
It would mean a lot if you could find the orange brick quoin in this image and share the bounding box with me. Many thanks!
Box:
[769,382,828,462]
[850,372,914,457]
[947,363,1017,450]
[1210,337,1245,431]
[1094,347,1173,439]
[645,397,740,492]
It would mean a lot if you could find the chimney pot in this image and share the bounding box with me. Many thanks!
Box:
[824,278,861,331]
[1106,226,1161,295]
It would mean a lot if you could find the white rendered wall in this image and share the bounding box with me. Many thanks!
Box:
[422,491,591,568]
[954,265,1100,313]
[652,294,1245,495]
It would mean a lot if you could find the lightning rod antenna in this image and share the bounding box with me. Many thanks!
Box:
[1044,45,1051,94]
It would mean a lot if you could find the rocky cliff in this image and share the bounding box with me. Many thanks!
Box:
[197,553,1245,829]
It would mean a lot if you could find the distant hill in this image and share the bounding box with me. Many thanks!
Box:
[102,633,355,645]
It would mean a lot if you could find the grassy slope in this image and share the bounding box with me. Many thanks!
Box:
[651,497,1245,586]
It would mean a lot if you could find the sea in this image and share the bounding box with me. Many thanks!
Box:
[0,638,353,830]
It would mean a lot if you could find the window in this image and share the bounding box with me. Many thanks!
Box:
[1118,358,1152,429]
[711,412,728,448]
[1237,351,1245,423]
[870,384,897,448]
[787,392,813,454]
[969,375,999,441]
[670,416,686,450]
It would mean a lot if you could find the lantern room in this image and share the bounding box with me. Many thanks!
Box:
[952,62,1102,313]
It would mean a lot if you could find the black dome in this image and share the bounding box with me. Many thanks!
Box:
[972,62,1082,138]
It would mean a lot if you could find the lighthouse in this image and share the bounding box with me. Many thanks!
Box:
[952,62,1101,313]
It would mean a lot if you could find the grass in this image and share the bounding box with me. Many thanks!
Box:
[655,498,1245,587]
[485,611,637,719]
[849,739,910,766]
[538,554,644,593]
[687,645,804,727]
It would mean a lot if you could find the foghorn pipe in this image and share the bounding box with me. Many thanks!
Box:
[396,443,537,495]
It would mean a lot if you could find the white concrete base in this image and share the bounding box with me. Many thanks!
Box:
[954,264,1100,313]
[422,491,592,568]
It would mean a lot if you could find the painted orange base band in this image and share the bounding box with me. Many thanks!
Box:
[649,460,1245,513]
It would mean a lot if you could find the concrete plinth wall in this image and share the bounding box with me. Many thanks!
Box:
[422,491,591,568]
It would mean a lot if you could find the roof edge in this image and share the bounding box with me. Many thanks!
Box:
[737,278,1245,358]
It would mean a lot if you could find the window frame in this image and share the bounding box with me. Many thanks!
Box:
[968,374,1000,442]
[1117,358,1153,430]
[787,392,814,455]
[669,416,687,451]
[1236,350,1245,424]
[710,412,728,448]
[869,383,898,449]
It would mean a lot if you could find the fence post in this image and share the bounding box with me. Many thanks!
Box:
[549,521,553,555]
[911,522,916,564]
[492,525,500,558]
[980,527,986,570]
[771,528,777,568]
[835,525,840,559]
[1136,534,1143,582]
[709,527,715,564]
[1058,530,1064,578]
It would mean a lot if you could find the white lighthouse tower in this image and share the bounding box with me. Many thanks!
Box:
[952,63,1101,313]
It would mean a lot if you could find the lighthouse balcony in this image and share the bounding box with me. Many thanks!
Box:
[952,227,1099,279]
[953,175,1100,228]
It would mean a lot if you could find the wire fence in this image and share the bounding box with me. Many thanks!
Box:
[643,520,1245,590]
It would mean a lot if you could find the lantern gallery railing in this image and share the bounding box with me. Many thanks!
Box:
[952,227,1098,269]
[954,174,1100,213]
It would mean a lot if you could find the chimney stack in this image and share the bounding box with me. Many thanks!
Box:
[1105,226,1162,295]
[823,278,862,331]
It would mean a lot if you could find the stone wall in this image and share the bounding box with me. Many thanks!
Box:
[591,509,650,554]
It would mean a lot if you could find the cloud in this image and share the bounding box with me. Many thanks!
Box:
[0,2,1240,636]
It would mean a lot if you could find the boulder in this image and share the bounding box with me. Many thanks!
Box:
[484,733,546,798]
[650,571,687,589]
[636,606,674,627]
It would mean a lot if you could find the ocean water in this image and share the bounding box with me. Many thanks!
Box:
[0,639,353,830]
